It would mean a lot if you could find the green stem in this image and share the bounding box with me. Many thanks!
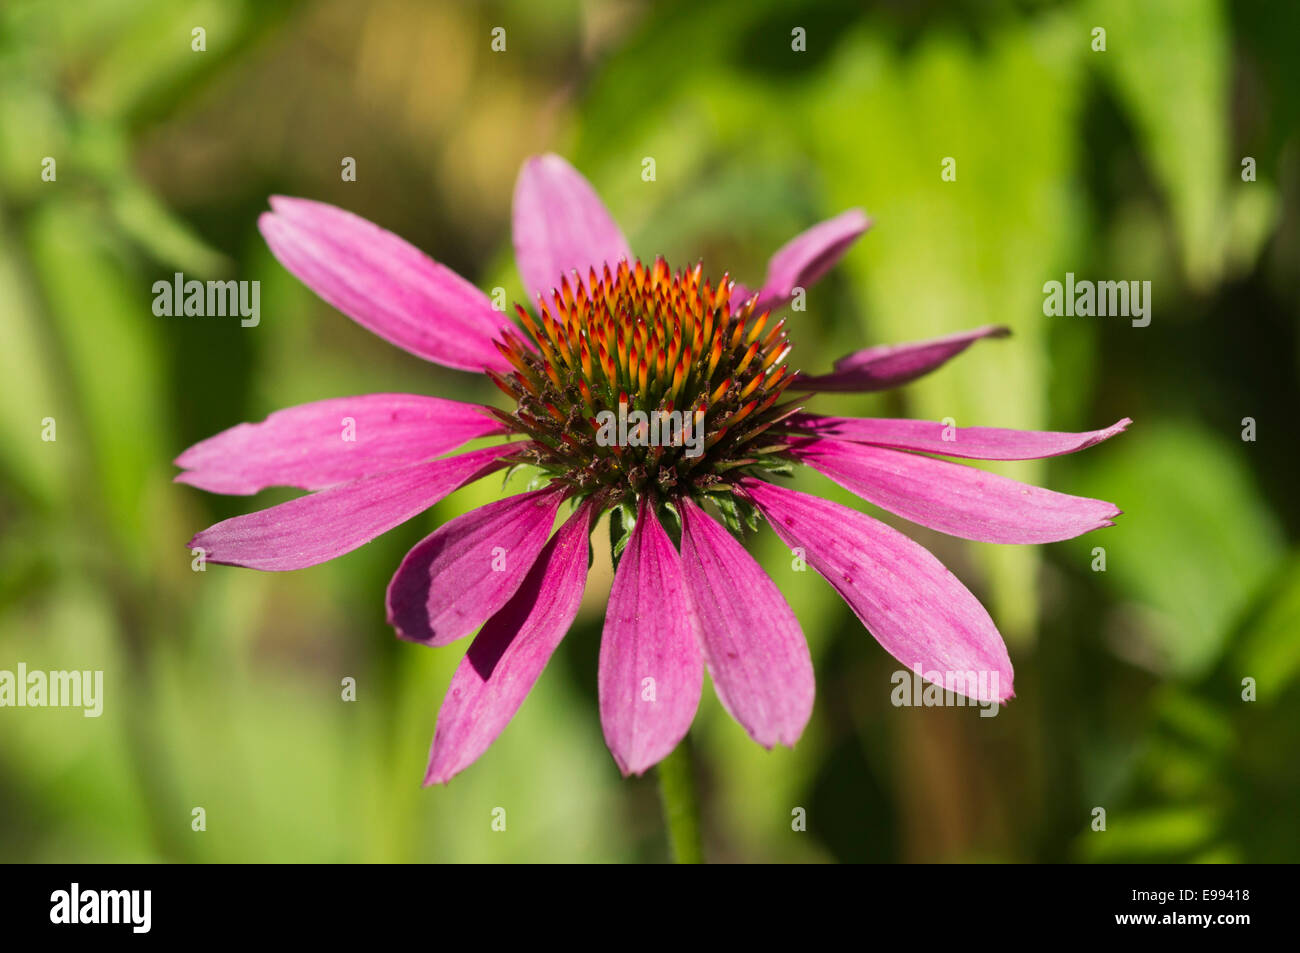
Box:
[656,736,704,863]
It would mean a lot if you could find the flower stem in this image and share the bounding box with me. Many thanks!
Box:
[656,736,704,863]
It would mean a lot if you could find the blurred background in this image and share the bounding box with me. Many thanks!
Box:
[2,0,1298,863]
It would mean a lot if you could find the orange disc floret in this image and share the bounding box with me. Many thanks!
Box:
[491,258,801,500]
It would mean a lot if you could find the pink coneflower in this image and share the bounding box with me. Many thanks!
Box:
[178,154,1126,782]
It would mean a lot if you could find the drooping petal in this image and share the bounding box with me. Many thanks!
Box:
[739,478,1012,702]
[188,443,518,571]
[737,208,871,315]
[387,485,567,647]
[259,197,512,373]
[424,500,596,784]
[598,498,703,776]
[787,437,1120,544]
[512,154,631,305]
[175,394,509,495]
[678,498,813,748]
[798,325,1010,392]
[784,414,1132,461]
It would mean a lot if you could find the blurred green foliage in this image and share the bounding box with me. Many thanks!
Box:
[1,0,1297,862]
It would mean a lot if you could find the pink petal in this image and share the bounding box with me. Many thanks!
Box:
[175,394,509,495]
[799,325,1010,392]
[188,443,518,571]
[739,478,1012,702]
[787,437,1120,544]
[678,498,813,748]
[259,197,512,373]
[735,208,871,314]
[424,500,596,784]
[512,153,631,304]
[387,485,567,647]
[598,499,703,776]
[785,414,1132,461]
[730,280,757,309]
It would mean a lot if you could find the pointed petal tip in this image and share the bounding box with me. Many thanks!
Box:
[266,194,313,216]
[386,598,432,645]
[389,619,420,644]
[605,746,640,777]
[1092,417,1132,442]
[754,732,802,752]
[734,723,808,753]
[260,197,511,372]
[777,723,809,748]
[519,152,580,181]
[173,471,206,491]
[387,485,567,647]
[423,739,465,785]
[1086,417,1132,447]
[743,478,1017,690]
[977,669,1015,704]
[843,207,873,234]
[598,502,703,783]
[173,468,252,495]
[1082,509,1125,537]
[793,438,1126,544]
[678,497,813,750]
[422,765,451,787]
[416,500,593,783]
[751,208,874,310]
[613,752,660,778]
[806,323,1016,393]
[513,152,630,305]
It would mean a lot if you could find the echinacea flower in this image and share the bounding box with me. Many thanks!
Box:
[178,154,1127,782]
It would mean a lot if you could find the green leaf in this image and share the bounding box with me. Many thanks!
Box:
[25,198,170,571]
[1088,0,1243,286]
[807,21,1086,641]
[608,499,637,569]
[1064,421,1284,676]
[1229,554,1300,701]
